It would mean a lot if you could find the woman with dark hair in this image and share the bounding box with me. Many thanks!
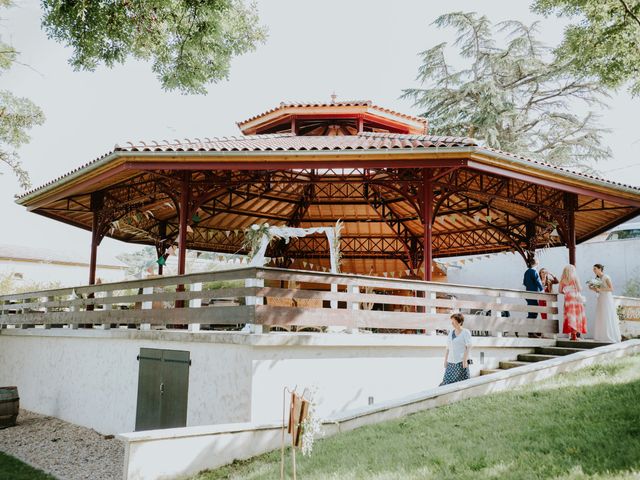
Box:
[440,313,472,385]
[590,264,621,343]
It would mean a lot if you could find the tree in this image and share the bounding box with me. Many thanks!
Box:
[533,0,640,95]
[41,0,267,94]
[402,12,610,172]
[0,1,45,190]
[0,0,265,190]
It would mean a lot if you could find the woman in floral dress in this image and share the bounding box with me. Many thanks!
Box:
[559,264,587,341]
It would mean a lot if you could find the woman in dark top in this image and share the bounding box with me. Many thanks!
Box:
[523,257,544,319]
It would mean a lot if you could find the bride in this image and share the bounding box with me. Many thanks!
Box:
[589,264,622,343]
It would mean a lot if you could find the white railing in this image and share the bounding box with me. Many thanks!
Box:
[0,267,559,336]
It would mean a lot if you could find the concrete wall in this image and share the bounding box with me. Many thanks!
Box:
[118,340,640,480]
[0,329,548,434]
[447,238,640,336]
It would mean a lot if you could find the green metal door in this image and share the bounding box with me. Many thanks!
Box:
[135,348,190,431]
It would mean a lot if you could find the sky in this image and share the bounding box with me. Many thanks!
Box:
[2,0,640,263]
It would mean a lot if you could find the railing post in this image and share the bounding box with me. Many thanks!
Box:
[140,284,153,331]
[188,282,202,332]
[43,295,52,329]
[0,299,6,329]
[347,284,359,334]
[425,285,437,335]
[68,290,79,329]
[494,295,503,338]
[245,272,264,334]
[97,289,112,330]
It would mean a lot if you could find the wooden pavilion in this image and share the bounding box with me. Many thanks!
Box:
[16,99,640,284]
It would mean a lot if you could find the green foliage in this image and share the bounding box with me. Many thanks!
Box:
[117,246,157,276]
[0,272,61,295]
[41,0,267,94]
[402,12,610,173]
[533,0,640,95]
[194,354,640,479]
[622,269,640,297]
[0,2,45,190]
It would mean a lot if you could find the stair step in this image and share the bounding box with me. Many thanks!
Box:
[517,353,558,363]
[535,346,585,356]
[555,340,612,349]
[480,369,500,376]
[499,360,530,369]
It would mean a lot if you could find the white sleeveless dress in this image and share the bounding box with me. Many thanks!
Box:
[593,275,621,343]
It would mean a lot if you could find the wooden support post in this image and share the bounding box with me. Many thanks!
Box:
[157,221,167,276]
[565,193,577,266]
[176,174,190,310]
[178,175,189,276]
[422,169,434,281]
[88,191,104,286]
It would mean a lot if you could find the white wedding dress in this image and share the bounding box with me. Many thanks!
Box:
[593,275,621,343]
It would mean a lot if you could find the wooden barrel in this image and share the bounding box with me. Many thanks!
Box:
[0,386,19,429]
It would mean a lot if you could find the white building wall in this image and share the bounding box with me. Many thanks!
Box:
[0,260,125,288]
[446,238,640,336]
[0,329,547,434]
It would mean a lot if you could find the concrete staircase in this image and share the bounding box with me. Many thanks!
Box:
[479,340,612,376]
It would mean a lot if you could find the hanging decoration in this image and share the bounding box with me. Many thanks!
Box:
[244,221,343,274]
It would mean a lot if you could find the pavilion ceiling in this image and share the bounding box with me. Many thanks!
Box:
[29,163,640,276]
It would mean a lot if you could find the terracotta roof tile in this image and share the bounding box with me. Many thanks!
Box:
[17,133,640,199]
[115,132,477,153]
[481,146,640,192]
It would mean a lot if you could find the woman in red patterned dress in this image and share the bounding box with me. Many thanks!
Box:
[559,264,587,341]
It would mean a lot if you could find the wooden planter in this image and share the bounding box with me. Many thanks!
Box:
[0,386,19,429]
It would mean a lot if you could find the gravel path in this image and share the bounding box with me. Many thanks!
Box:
[0,410,124,480]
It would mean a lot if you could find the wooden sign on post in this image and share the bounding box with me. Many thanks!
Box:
[282,390,311,479]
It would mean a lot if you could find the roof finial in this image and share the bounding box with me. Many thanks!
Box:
[330,91,337,104]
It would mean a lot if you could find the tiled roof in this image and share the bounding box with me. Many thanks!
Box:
[480,146,640,192]
[16,133,640,199]
[237,100,428,126]
[17,133,477,199]
[114,132,477,152]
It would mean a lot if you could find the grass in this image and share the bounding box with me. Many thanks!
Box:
[193,354,640,480]
[0,451,55,480]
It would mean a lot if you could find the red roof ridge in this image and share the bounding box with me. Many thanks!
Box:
[237,100,427,127]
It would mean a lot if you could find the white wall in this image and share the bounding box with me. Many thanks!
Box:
[0,260,125,288]
[0,329,547,434]
[447,238,640,336]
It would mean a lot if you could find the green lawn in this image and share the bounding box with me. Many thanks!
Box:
[194,354,640,480]
[0,451,55,480]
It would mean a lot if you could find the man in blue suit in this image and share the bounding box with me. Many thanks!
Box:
[523,256,544,320]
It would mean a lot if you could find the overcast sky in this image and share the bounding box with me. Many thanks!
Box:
[2,0,639,262]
